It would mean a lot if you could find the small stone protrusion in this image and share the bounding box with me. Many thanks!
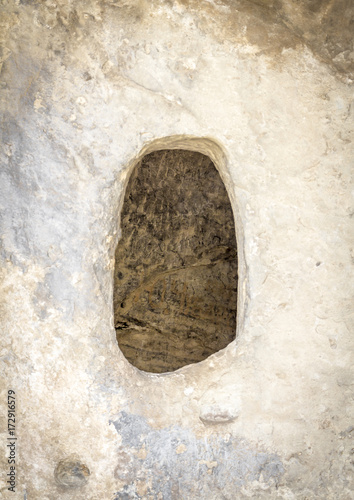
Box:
[199,404,239,424]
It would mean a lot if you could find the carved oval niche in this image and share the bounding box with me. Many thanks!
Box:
[114,149,237,373]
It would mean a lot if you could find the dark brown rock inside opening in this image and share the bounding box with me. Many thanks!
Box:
[114,150,237,373]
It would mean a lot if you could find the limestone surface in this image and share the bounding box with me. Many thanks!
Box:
[0,1,353,499]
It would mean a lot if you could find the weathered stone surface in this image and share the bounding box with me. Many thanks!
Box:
[0,1,353,499]
[114,150,237,372]
[111,411,284,499]
[54,457,90,489]
[271,0,354,80]
[199,404,239,424]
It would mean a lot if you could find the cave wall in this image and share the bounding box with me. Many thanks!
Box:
[0,1,353,499]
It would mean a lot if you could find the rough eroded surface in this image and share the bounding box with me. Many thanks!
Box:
[0,0,353,499]
[114,150,237,373]
[111,412,284,499]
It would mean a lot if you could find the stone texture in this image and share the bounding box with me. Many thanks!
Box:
[0,1,353,499]
[111,412,284,499]
[54,457,90,489]
[114,149,237,373]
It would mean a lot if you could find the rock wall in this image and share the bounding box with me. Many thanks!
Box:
[114,149,237,373]
[0,1,353,499]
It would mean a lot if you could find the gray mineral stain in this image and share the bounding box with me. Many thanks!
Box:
[111,412,283,499]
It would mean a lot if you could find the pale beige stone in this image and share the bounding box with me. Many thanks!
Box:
[0,0,353,499]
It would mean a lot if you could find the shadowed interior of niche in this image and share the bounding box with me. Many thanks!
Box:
[113,149,237,373]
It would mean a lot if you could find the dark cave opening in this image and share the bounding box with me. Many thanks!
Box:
[114,149,238,373]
